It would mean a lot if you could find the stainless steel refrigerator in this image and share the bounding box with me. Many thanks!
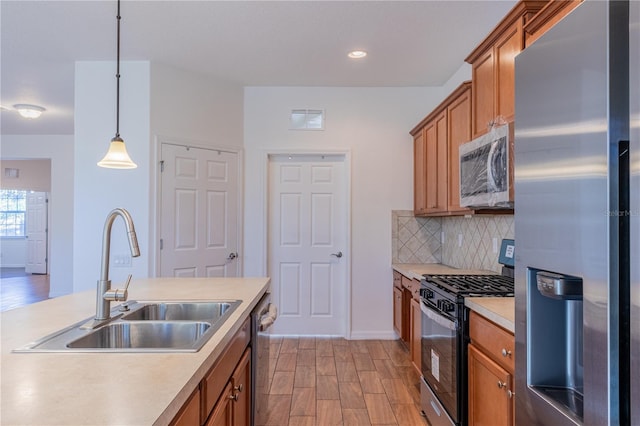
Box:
[514,0,639,425]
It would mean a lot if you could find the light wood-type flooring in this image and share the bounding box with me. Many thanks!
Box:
[262,336,428,426]
[0,268,49,312]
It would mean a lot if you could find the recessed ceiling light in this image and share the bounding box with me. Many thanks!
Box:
[13,104,46,119]
[348,50,367,59]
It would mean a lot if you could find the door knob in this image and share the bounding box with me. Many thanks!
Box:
[331,251,343,258]
[227,252,238,260]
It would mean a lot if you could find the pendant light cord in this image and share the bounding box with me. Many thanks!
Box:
[115,0,121,139]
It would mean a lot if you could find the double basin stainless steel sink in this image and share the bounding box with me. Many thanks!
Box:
[14,300,241,353]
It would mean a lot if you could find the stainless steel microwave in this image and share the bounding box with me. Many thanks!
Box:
[459,124,513,208]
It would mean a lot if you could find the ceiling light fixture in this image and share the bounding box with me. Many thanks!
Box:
[98,0,137,169]
[13,104,46,119]
[348,50,367,59]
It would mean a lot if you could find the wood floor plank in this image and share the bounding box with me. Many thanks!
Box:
[390,403,428,425]
[317,399,343,425]
[262,394,292,425]
[366,341,389,360]
[270,371,295,395]
[0,273,49,312]
[316,356,337,376]
[290,387,316,416]
[364,393,398,425]
[297,349,316,367]
[316,375,340,400]
[353,352,376,371]
[381,378,414,404]
[339,380,367,409]
[288,416,316,426]
[294,366,316,388]
[276,353,298,372]
[262,339,420,426]
[333,344,353,362]
[281,338,299,354]
[316,339,334,357]
[373,359,401,380]
[342,408,373,426]
[335,361,359,382]
[358,370,385,394]
[298,337,316,349]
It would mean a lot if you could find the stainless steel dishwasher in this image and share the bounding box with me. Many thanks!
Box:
[251,292,277,426]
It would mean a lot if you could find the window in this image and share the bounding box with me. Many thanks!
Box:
[0,190,27,237]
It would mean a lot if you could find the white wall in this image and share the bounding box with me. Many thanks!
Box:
[441,62,472,95]
[0,239,26,267]
[244,86,444,338]
[151,64,244,147]
[0,135,74,296]
[74,61,151,293]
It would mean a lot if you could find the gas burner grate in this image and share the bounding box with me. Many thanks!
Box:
[422,274,514,296]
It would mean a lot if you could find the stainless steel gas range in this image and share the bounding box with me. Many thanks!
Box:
[419,240,515,426]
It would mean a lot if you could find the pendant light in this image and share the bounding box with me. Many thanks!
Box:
[98,0,137,169]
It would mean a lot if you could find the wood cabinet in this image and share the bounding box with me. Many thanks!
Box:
[171,317,252,426]
[465,1,546,139]
[524,0,583,47]
[393,274,403,339]
[393,271,422,373]
[173,388,202,426]
[206,347,252,426]
[468,311,516,426]
[411,82,473,216]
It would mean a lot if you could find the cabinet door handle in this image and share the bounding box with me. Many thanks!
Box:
[501,348,512,357]
[497,380,507,389]
[508,390,515,398]
[234,383,244,393]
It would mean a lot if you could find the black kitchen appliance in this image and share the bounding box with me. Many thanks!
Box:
[419,239,514,426]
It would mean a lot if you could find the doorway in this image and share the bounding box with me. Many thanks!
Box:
[267,153,350,336]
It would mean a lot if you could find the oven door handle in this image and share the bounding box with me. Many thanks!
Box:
[421,301,457,331]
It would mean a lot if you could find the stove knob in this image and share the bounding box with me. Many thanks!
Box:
[420,288,434,299]
[442,301,455,312]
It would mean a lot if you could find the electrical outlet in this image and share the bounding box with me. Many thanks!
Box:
[493,237,499,253]
[112,254,132,267]
[458,234,463,248]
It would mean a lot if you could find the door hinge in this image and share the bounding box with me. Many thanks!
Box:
[160,160,165,172]
[160,239,163,250]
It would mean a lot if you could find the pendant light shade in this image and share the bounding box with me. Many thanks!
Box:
[98,0,137,169]
[97,136,137,169]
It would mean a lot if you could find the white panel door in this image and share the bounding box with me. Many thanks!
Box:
[25,191,48,274]
[160,144,240,277]
[268,154,348,335]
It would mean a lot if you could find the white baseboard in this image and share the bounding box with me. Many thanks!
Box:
[348,330,399,340]
[268,331,399,340]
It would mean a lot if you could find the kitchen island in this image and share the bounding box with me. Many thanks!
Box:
[0,277,270,425]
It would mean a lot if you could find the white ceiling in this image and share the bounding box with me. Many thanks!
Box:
[1,0,517,135]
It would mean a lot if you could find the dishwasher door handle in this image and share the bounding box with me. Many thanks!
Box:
[259,304,278,331]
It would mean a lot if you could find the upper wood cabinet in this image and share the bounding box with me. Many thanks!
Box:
[524,0,583,47]
[465,1,547,139]
[411,82,472,216]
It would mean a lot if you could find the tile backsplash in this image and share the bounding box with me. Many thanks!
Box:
[392,210,514,273]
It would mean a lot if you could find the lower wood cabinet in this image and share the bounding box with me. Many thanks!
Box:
[393,270,422,374]
[171,317,252,426]
[206,347,252,426]
[468,311,515,426]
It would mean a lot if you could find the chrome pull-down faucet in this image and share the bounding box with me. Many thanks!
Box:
[95,208,140,322]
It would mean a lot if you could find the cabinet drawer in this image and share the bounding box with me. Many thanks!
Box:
[401,275,413,290]
[469,311,515,373]
[202,317,251,422]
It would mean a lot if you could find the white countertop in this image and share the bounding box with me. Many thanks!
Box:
[393,263,514,333]
[1,277,270,425]
[465,297,515,333]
